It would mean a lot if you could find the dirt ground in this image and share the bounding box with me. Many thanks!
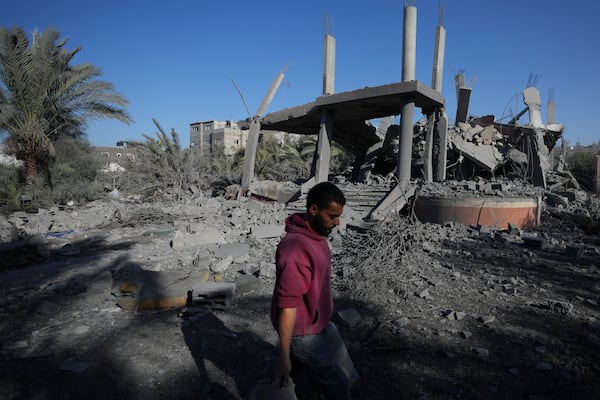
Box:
[1,194,599,400]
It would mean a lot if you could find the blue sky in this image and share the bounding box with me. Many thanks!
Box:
[3,0,599,148]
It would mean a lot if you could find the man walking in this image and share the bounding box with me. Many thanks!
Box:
[271,182,358,399]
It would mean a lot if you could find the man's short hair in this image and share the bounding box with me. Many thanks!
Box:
[306,182,346,210]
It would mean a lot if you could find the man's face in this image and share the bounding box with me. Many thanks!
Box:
[308,201,344,237]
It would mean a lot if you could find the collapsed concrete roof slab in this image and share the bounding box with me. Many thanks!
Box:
[259,80,445,153]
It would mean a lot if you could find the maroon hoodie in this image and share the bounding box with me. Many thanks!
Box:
[271,213,333,336]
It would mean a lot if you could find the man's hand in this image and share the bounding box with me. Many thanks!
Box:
[274,354,292,387]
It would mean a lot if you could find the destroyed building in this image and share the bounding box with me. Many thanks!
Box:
[231,3,585,234]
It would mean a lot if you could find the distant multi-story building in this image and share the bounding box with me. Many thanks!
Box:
[190,120,248,157]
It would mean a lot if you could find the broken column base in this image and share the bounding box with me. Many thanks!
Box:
[414,195,541,229]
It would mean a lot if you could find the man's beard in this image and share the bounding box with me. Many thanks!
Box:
[312,215,332,237]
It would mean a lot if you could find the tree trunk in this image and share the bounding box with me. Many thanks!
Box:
[25,153,38,185]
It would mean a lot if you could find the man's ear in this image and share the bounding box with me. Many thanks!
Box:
[308,204,319,216]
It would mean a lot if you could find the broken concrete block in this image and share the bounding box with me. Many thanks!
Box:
[565,245,583,260]
[61,357,90,373]
[478,315,496,324]
[250,224,284,239]
[234,274,261,295]
[534,361,553,371]
[211,256,233,274]
[258,262,276,279]
[114,270,218,311]
[214,242,250,259]
[190,281,236,309]
[473,347,489,357]
[2,340,28,350]
[338,308,361,328]
[171,230,185,250]
[522,235,545,249]
[186,228,225,246]
[544,192,569,208]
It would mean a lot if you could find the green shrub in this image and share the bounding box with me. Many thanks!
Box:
[0,164,23,213]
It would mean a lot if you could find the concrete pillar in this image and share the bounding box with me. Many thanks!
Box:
[310,32,336,185]
[524,87,543,127]
[240,66,286,190]
[402,5,417,82]
[323,34,336,96]
[423,114,434,182]
[455,87,471,125]
[595,155,600,194]
[431,24,446,93]
[353,117,392,182]
[547,88,556,124]
[434,108,448,182]
[527,127,549,189]
[314,110,333,183]
[240,120,260,188]
[398,4,417,184]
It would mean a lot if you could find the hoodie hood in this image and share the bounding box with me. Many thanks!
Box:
[284,213,326,242]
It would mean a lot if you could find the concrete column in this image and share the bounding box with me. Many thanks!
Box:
[455,87,471,125]
[402,5,417,82]
[309,32,336,185]
[434,108,448,182]
[398,4,417,184]
[547,88,556,124]
[240,120,260,188]
[314,110,333,183]
[524,87,543,127]
[595,155,600,194]
[431,25,446,93]
[240,66,286,190]
[423,114,434,182]
[527,127,549,188]
[323,34,336,96]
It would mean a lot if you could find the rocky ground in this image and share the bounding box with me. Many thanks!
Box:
[0,183,599,400]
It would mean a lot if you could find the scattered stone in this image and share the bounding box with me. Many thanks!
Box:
[417,288,433,300]
[534,345,545,354]
[460,331,472,339]
[2,340,28,350]
[564,244,584,260]
[478,315,495,324]
[234,274,261,295]
[61,357,91,373]
[586,320,600,331]
[522,234,545,249]
[507,367,520,376]
[250,224,284,239]
[211,256,233,274]
[473,347,489,357]
[548,300,573,314]
[587,333,600,347]
[74,325,90,335]
[338,308,362,328]
[535,361,553,371]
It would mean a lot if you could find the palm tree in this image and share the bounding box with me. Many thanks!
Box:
[0,26,131,185]
[138,119,189,200]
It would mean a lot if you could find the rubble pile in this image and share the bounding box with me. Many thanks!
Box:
[0,185,599,399]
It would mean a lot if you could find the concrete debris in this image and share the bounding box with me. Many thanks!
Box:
[60,357,91,373]
[112,270,235,311]
[338,308,362,328]
[250,224,284,239]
